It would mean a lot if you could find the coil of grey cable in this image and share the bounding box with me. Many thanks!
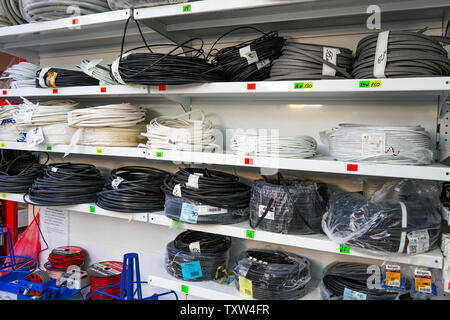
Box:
[352,30,450,78]
[269,42,355,80]
[107,0,189,10]
[21,0,110,22]
[0,0,27,25]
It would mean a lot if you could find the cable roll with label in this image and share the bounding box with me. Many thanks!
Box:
[13,98,79,126]
[234,249,312,300]
[47,246,85,270]
[76,59,117,86]
[269,42,355,80]
[321,124,433,165]
[96,166,171,213]
[249,173,328,234]
[36,67,99,88]
[87,261,123,300]
[165,230,232,281]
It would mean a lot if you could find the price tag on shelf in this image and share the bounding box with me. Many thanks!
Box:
[89,206,96,213]
[339,244,350,254]
[156,151,164,158]
[1,194,6,199]
[294,82,314,89]
[359,80,382,88]
[346,164,358,172]
[246,229,255,239]
[181,284,189,294]
[96,148,103,154]
[46,146,53,151]
[0,143,5,148]
[182,4,191,12]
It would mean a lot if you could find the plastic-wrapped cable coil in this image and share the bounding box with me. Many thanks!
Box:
[321,124,433,165]
[13,99,79,126]
[352,30,450,78]
[21,0,110,22]
[36,67,99,88]
[107,0,188,10]
[322,189,442,255]
[96,166,170,213]
[269,42,355,80]
[76,59,117,86]
[249,174,328,234]
[0,0,26,25]
[1,62,40,88]
[320,262,402,300]
[234,249,312,300]
[161,168,251,225]
[165,230,231,281]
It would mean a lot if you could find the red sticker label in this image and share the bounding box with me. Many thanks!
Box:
[245,158,254,165]
[2,90,7,95]
[247,83,256,90]
[100,87,107,93]
[159,85,166,91]
[72,18,78,25]
[52,88,58,94]
[347,164,358,172]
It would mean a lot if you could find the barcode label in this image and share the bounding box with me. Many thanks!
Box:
[180,261,202,280]
[388,280,400,287]
[197,205,227,216]
[419,286,431,294]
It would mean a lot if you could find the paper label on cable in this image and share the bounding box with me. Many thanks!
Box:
[239,45,259,64]
[373,30,390,78]
[180,202,198,224]
[51,167,58,172]
[180,261,202,280]
[186,174,200,189]
[81,59,103,77]
[111,53,131,85]
[172,184,182,197]
[258,205,275,220]
[197,205,228,216]
[26,127,44,145]
[189,241,201,254]
[111,177,125,190]
[407,229,430,254]
[343,288,367,300]
[256,58,270,70]
[361,132,385,156]
[322,47,341,76]
[238,276,253,298]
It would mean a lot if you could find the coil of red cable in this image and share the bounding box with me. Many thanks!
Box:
[47,246,85,271]
[87,261,123,300]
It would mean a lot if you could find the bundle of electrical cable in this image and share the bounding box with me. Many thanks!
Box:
[24,162,105,206]
[322,179,442,255]
[36,67,99,88]
[0,2,10,25]
[268,42,355,80]
[21,0,110,22]
[139,110,219,152]
[65,103,146,156]
[95,166,171,213]
[234,249,312,300]
[0,0,26,25]
[107,0,189,10]
[1,62,40,88]
[352,29,450,78]
[249,173,328,235]
[321,124,433,165]
[161,168,251,225]
[76,59,117,86]
[320,262,404,300]
[46,246,85,270]
[230,132,317,158]
[165,230,232,281]
[210,27,285,81]
[0,150,46,193]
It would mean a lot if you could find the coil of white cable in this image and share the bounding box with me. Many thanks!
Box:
[230,133,317,159]
[13,98,79,126]
[1,62,40,88]
[139,110,219,152]
[76,59,117,86]
[321,124,433,165]
[0,105,18,121]
[0,120,26,142]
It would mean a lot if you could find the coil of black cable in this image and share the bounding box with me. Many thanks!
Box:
[249,174,328,234]
[161,168,251,224]
[0,150,46,193]
[269,42,355,80]
[95,166,171,213]
[24,163,105,206]
[321,262,403,300]
[234,249,312,300]
[210,27,285,81]
[36,68,99,88]
[165,230,232,281]
[352,30,450,78]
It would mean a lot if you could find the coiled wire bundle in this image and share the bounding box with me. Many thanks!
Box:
[210,27,285,81]
[320,262,401,300]
[269,42,355,80]
[76,59,117,86]
[139,110,219,152]
[230,133,317,158]
[21,0,110,22]
[36,67,99,88]
[234,250,312,300]
[1,62,40,88]
[0,0,26,25]
[322,124,433,165]
[352,30,450,78]
[14,99,79,126]
[249,173,328,234]
[96,166,171,213]
[24,162,104,206]
[161,168,251,225]
[0,150,46,193]
[107,0,188,10]
[165,230,232,281]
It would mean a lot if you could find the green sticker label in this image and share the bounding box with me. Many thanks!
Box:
[246,230,255,239]
[294,82,304,89]
[181,284,189,294]
[172,220,180,228]
[156,151,164,158]
[182,4,191,12]
[89,206,96,213]
[339,244,350,254]
[359,81,370,88]
[46,146,52,151]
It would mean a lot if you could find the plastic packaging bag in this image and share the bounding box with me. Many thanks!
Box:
[380,262,410,292]
[322,179,442,255]
[107,0,188,10]
[249,174,327,234]
[410,266,438,299]
[21,0,110,22]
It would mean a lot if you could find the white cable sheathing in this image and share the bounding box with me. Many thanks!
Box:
[13,99,79,126]
[76,59,117,86]
[0,121,26,142]
[139,110,220,152]
[0,105,19,121]
[1,62,40,88]
[230,133,317,159]
[322,124,433,165]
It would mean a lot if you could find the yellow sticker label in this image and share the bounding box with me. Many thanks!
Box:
[370,80,382,88]
[386,271,401,287]
[415,277,432,293]
[0,143,5,148]
[304,82,314,89]
[1,194,6,199]
[96,148,103,154]
[239,276,253,298]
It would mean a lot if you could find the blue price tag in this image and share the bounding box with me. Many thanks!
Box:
[181,261,203,280]
[180,203,198,224]
[343,288,367,300]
